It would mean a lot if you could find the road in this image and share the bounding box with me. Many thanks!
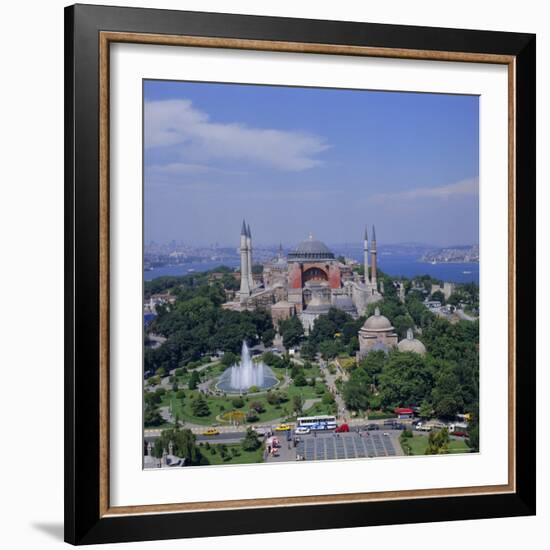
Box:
[320,359,349,420]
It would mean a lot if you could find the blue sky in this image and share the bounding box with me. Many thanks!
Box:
[144,80,479,247]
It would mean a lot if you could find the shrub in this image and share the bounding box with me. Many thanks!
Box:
[232,397,245,409]
[266,392,281,405]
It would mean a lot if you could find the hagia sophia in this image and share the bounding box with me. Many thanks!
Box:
[223,221,426,359]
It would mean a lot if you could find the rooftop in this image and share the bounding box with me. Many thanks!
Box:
[288,234,335,261]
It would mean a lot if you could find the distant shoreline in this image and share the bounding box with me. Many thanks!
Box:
[144,256,479,285]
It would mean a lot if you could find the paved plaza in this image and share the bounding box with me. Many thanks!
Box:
[295,430,402,461]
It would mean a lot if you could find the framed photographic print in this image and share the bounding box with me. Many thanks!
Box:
[64,4,536,545]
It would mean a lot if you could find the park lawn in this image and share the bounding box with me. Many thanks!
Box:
[305,401,338,417]
[300,363,321,379]
[199,443,264,466]
[405,434,471,455]
[159,380,331,426]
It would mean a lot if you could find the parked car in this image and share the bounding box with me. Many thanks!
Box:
[295,427,310,435]
[452,431,469,437]
[366,424,379,431]
[275,424,291,431]
[202,428,220,436]
[335,423,350,433]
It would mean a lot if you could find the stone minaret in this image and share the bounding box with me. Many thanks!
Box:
[239,220,250,301]
[247,223,253,290]
[363,225,370,285]
[371,224,378,289]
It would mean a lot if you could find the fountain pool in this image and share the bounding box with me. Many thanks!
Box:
[217,342,278,393]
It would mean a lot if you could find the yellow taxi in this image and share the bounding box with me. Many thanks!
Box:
[202,428,220,436]
[275,424,291,432]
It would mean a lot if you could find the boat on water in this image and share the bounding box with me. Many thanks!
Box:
[431,259,437,265]
[462,270,472,274]
[187,268,196,272]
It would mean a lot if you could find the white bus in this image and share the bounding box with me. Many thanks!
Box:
[296,415,337,431]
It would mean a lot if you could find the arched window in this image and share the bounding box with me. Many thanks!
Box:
[303,267,328,283]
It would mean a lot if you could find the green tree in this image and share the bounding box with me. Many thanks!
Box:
[191,394,210,417]
[292,394,304,414]
[241,428,262,451]
[221,351,238,368]
[343,368,373,411]
[419,400,433,419]
[300,340,317,361]
[261,351,283,368]
[261,328,276,347]
[279,316,304,348]
[358,350,386,385]
[322,392,335,405]
[425,428,450,454]
[152,427,206,465]
[378,352,434,408]
[144,404,163,427]
[293,371,307,387]
[393,314,414,339]
[318,340,340,360]
[431,367,465,418]
[188,370,200,390]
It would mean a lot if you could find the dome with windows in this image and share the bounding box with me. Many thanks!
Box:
[287,234,335,260]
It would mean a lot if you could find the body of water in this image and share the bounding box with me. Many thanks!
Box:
[377,255,479,284]
[144,254,478,285]
[144,259,240,281]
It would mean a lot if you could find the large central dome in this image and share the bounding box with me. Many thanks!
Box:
[288,234,335,261]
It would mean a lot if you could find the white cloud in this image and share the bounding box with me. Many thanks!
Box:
[370,178,478,203]
[145,99,329,171]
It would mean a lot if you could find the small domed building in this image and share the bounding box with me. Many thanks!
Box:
[357,307,398,358]
[397,328,427,356]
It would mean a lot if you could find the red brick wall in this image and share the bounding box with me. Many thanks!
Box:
[328,264,341,289]
[288,263,302,289]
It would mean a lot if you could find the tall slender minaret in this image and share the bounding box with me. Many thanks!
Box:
[363,225,370,286]
[370,224,378,289]
[239,220,250,301]
[246,223,253,290]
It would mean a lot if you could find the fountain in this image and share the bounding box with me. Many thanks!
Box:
[217,341,278,393]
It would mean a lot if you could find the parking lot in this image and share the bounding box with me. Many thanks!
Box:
[295,430,402,461]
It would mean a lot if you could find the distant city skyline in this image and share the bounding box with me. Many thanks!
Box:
[144,80,479,247]
[144,238,477,249]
